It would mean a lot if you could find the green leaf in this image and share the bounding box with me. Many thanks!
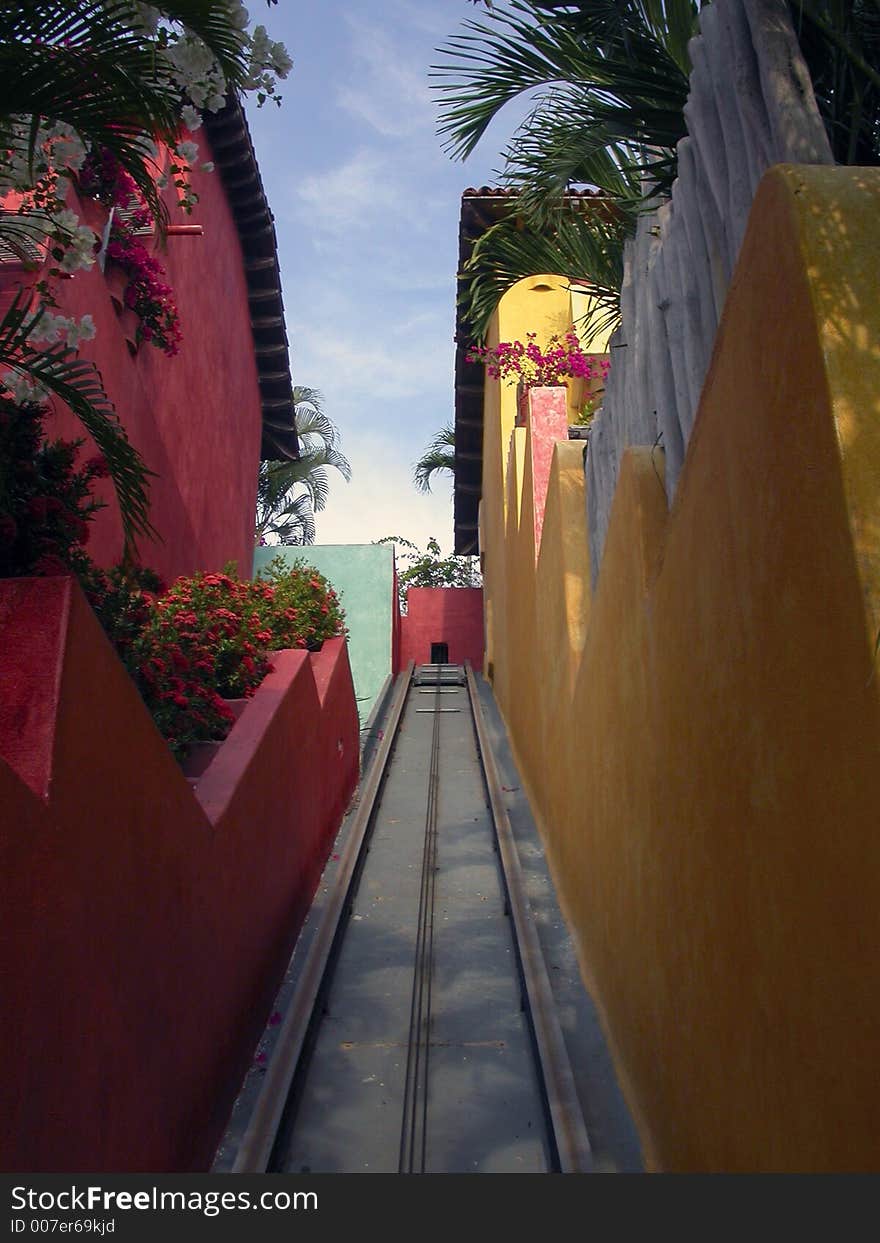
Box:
[414,424,456,494]
[460,201,626,343]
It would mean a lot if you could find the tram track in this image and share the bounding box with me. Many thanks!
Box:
[227,663,592,1174]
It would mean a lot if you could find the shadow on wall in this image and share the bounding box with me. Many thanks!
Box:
[0,576,359,1172]
[483,166,880,1170]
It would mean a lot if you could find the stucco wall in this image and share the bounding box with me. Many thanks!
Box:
[585,0,834,574]
[480,166,880,1170]
[254,543,396,724]
[398,587,484,669]
[17,134,263,584]
[0,576,359,1171]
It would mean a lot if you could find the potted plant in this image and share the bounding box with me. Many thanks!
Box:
[467,332,610,424]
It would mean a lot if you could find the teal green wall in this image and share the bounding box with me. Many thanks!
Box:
[253,543,395,724]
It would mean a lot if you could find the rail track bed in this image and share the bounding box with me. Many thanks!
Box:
[223,664,592,1174]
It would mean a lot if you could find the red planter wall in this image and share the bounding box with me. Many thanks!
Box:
[398,587,484,670]
[0,577,359,1172]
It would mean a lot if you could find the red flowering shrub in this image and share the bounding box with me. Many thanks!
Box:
[79,563,166,663]
[128,571,269,756]
[127,562,347,758]
[0,432,347,758]
[255,555,347,650]
[0,397,106,579]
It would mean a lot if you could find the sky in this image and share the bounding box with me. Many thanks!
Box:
[240,0,524,554]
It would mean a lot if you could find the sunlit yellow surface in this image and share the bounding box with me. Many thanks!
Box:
[479,167,880,1170]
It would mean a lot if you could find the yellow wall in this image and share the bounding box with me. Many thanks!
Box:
[480,167,880,1170]
[481,275,609,684]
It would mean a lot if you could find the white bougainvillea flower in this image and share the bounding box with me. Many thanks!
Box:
[65,314,97,349]
[181,104,202,132]
[1,371,50,405]
[175,139,200,164]
[27,311,69,346]
[57,222,98,274]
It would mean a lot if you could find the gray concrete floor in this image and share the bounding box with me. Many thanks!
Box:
[276,681,549,1173]
[213,673,642,1174]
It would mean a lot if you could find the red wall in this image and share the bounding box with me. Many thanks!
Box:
[3,134,263,584]
[398,587,484,670]
[0,577,359,1171]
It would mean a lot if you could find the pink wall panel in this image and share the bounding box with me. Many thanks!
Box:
[399,587,484,669]
[526,386,570,559]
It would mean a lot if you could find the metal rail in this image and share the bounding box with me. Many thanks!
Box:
[229,661,591,1173]
[398,677,441,1173]
[465,663,593,1173]
[231,663,414,1173]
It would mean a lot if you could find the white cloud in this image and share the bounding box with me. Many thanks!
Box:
[297,148,398,232]
[337,15,434,138]
[293,318,454,404]
[312,427,456,552]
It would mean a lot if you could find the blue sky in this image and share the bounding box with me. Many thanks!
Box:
[241,0,523,552]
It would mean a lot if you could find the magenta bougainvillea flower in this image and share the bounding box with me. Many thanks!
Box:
[80,149,182,357]
[468,331,611,389]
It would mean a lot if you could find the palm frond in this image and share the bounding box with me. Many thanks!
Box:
[414,424,456,494]
[461,204,626,343]
[0,288,154,546]
[0,2,248,89]
[0,2,250,225]
[291,384,323,409]
[530,1,702,77]
[259,452,345,513]
[790,0,880,164]
[0,210,53,266]
[433,0,694,168]
[500,95,643,215]
[257,489,317,546]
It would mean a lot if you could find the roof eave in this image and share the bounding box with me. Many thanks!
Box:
[203,98,298,462]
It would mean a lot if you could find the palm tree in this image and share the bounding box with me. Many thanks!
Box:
[461,198,628,344]
[438,1,879,342]
[434,1,701,340]
[414,424,456,494]
[791,1,879,165]
[255,388,352,546]
[0,1,254,548]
